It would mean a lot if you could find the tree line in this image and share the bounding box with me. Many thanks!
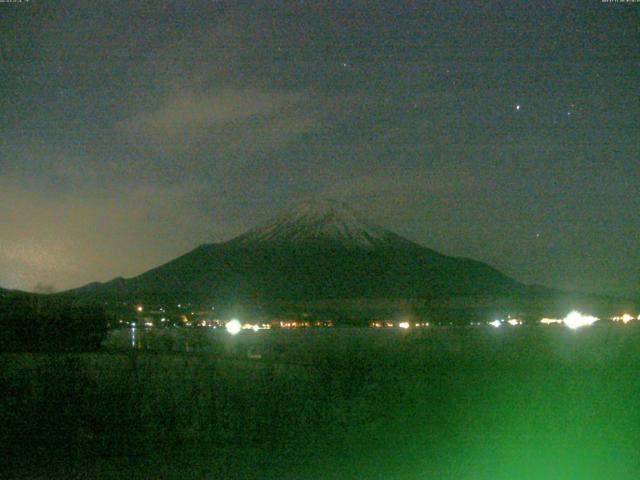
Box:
[0,293,108,351]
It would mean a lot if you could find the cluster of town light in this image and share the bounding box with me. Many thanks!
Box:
[489,316,523,328]
[488,311,626,329]
[131,304,636,332]
[538,312,637,329]
[540,317,563,325]
[612,314,639,324]
[224,319,272,335]
[370,321,430,328]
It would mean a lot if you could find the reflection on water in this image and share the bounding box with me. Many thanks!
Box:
[104,323,640,367]
[107,327,228,353]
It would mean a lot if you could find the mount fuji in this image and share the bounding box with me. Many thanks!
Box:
[73,199,525,303]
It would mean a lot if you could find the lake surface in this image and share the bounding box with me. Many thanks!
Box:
[105,323,639,364]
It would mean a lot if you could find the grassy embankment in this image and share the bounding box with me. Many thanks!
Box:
[2,325,640,479]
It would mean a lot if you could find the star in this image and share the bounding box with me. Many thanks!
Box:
[515,104,521,111]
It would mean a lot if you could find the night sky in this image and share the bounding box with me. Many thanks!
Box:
[1,1,638,297]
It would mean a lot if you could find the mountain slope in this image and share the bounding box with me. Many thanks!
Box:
[74,199,525,303]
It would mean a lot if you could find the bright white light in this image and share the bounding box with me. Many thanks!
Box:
[564,311,598,330]
[136,306,143,312]
[507,318,521,326]
[226,319,242,335]
[489,320,502,328]
[398,322,410,329]
[621,314,634,324]
[252,325,260,332]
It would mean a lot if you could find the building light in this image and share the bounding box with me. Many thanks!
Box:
[398,322,410,329]
[226,319,242,335]
[563,311,598,330]
[540,318,562,325]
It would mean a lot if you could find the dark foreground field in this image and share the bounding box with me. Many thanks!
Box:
[2,325,640,479]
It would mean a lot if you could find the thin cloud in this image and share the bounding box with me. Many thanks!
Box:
[117,88,317,148]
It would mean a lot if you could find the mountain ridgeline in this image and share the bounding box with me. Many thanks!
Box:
[74,200,525,304]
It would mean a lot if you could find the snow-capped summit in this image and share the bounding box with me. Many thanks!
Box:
[231,198,403,249]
